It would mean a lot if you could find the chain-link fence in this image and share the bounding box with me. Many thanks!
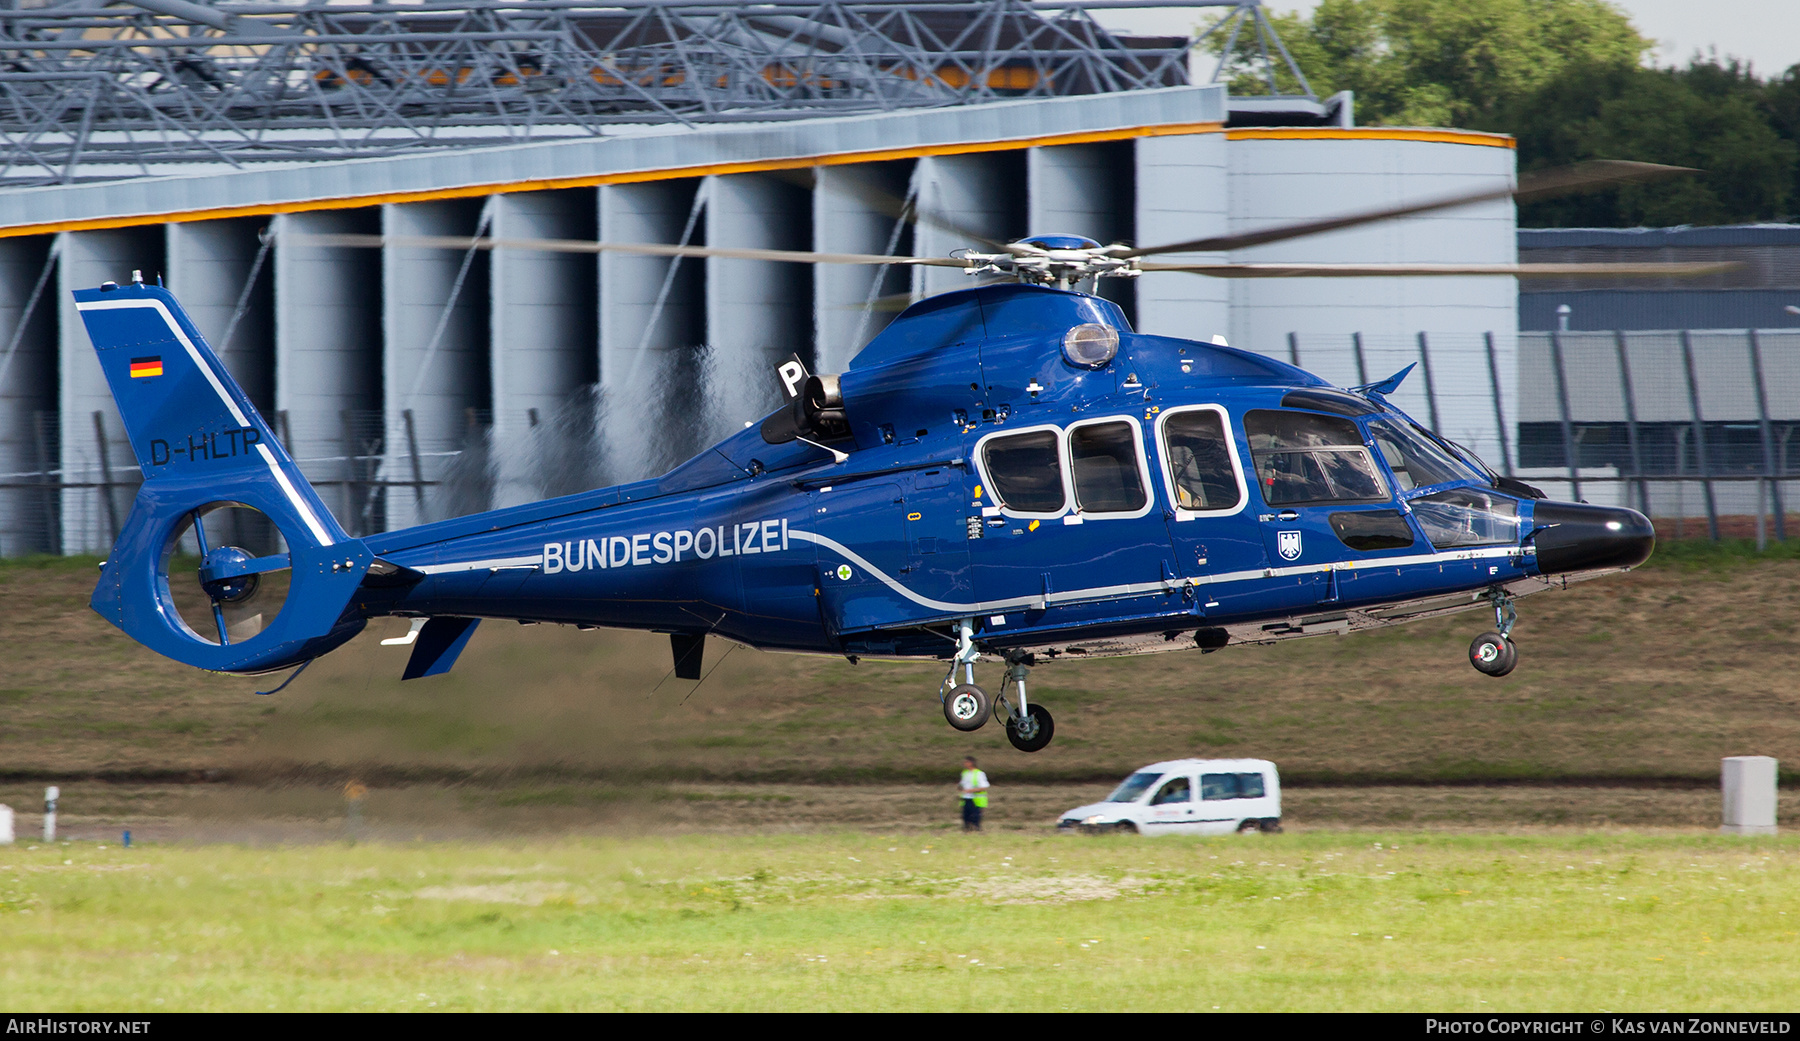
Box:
[1280,328,1797,545]
[0,407,495,557]
[1296,327,1800,547]
[1283,331,1517,486]
[1518,330,1800,544]
[0,409,62,558]
[7,329,1796,556]
[0,368,724,558]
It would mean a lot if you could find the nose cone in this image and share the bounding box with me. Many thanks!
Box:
[1530,501,1655,575]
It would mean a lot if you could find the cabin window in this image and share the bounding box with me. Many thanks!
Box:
[1162,410,1242,511]
[981,430,1066,513]
[1244,410,1386,506]
[1410,489,1519,548]
[1069,421,1148,513]
[1329,509,1416,551]
[1202,772,1267,801]
[1367,419,1483,491]
[1152,776,1192,804]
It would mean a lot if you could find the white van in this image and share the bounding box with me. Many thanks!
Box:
[1057,758,1282,835]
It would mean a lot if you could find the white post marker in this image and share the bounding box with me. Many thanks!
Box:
[0,804,13,844]
[1721,756,1778,836]
[43,786,58,843]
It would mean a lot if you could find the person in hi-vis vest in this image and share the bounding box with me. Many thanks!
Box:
[959,756,989,832]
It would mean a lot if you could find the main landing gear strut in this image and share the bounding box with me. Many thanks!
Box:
[1468,588,1519,678]
[938,621,1056,752]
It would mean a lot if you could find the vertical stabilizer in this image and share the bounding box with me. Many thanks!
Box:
[74,280,369,673]
[75,281,345,547]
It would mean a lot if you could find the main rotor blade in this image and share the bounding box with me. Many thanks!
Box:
[836,276,1015,313]
[774,165,1007,252]
[834,289,917,313]
[1139,260,1742,278]
[289,232,970,268]
[1123,160,1698,260]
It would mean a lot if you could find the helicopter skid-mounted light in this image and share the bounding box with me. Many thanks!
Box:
[1062,323,1119,369]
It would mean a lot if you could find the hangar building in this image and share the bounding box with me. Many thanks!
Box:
[0,0,1518,557]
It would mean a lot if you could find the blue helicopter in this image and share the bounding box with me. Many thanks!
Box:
[75,162,1715,753]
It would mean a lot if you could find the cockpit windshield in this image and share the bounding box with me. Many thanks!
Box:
[1411,488,1520,548]
[1107,771,1163,803]
[1367,418,1485,492]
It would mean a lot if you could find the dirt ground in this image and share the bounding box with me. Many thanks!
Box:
[5,551,1799,789]
[2,780,1789,845]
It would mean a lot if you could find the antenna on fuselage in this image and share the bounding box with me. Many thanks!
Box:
[793,436,849,465]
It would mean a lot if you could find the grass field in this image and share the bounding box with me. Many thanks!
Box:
[1,831,1796,1011]
[2,547,1797,1011]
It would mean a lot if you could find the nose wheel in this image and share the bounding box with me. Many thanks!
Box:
[1468,588,1518,677]
[1469,631,1517,676]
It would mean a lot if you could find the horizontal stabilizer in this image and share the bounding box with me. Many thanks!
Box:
[403,618,482,680]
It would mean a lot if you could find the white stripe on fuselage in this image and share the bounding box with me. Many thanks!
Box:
[406,529,1524,616]
[413,554,545,575]
[76,297,336,547]
[787,529,1525,616]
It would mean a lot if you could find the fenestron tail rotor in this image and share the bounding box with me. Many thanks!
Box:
[167,503,293,647]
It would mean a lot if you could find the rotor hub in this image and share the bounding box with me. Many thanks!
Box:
[199,545,261,603]
[956,240,1140,288]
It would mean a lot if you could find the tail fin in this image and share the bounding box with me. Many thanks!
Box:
[77,280,370,673]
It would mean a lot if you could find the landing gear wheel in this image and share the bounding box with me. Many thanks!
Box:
[1493,639,1518,677]
[1468,631,1517,677]
[943,684,991,731]
[1005,703,1055,753]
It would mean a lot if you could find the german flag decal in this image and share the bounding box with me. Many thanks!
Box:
[129,356,163,379]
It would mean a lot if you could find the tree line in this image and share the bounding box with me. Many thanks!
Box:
[1244,0,1799,227]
